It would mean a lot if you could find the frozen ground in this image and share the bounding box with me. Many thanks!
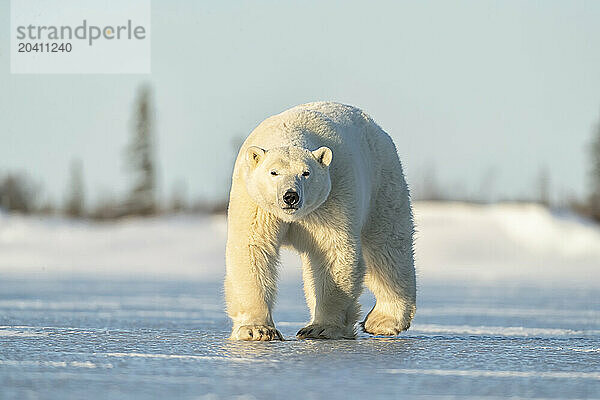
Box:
[1,202,599,399]
[1,279,598,399]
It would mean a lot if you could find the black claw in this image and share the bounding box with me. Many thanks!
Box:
[318,329,325,337]
[248,329,253,338]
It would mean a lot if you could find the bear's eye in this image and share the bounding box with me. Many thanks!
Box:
[270,171,278,176]
[302,171,310,177]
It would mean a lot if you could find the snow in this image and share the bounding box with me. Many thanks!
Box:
[0,213,227,280]
[0,202,598,287]
[414,202,600,286]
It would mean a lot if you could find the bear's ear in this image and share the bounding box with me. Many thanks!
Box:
[246,146,266,168]
[312,146,333,167]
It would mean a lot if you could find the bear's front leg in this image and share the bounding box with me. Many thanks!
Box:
[225,197,286,341]
[296,227,365,340]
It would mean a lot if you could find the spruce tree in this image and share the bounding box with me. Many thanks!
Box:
[126,84,157,216]
[589,117,600,221]
[65,159,85,218]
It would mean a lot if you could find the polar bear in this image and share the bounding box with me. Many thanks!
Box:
[224,102,416,341]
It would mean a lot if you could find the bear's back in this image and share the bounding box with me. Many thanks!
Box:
[250,102,390,150]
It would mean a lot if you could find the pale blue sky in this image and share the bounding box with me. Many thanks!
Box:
[1,0,600,206]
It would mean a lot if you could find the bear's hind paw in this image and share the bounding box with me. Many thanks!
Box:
[361,312,411,336]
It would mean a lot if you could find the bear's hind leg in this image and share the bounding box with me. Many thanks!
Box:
[362,242,416,335]
[361,179,416,336]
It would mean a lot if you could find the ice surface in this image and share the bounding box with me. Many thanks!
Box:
[0,279,599,399]
[1,202,599,398]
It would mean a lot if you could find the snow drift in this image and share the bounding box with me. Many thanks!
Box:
[0,202,598,287]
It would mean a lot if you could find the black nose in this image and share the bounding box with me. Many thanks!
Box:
[283,190,300,206]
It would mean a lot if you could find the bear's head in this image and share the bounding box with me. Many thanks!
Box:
[244,145,333,221]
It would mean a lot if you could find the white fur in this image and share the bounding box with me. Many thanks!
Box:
[225,102,416,340]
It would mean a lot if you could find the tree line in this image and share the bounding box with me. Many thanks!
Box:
[1,88,600,222]
[0,84,226,220]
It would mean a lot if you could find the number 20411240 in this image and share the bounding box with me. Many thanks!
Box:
[18,42,72,52]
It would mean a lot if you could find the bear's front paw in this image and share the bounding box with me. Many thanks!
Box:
[296,324,355,340]
[231,325,284,341]
[361,310,411,336]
